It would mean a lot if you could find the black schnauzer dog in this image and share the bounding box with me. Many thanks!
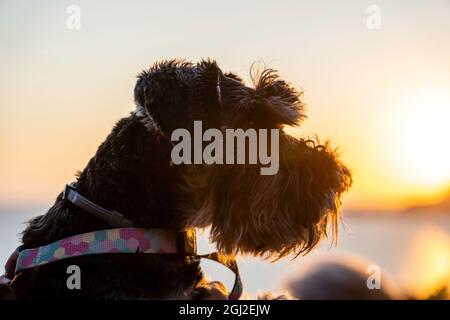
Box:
[2,60,351,299]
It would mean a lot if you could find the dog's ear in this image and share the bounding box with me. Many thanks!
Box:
[135,60,193,109]
[135,60,225,133]
[134,60,196,134]
[193,59,224,121]
[254,69,306,126]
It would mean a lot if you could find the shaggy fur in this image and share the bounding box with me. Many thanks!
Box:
[4,59,351,299]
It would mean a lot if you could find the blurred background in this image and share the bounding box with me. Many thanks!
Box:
[0,0,449,299]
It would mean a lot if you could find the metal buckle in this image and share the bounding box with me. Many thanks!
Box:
[177,229,197,255]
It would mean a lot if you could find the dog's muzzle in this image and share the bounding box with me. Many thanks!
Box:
[0,183,242,300]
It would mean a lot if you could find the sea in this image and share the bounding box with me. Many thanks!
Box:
[1,207,448,298]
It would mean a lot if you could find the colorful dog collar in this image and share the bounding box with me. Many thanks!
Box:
[1,228,242,300]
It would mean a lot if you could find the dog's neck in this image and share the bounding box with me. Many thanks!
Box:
[23,107,201,248]
[73,110,179,229]
[23,109,180,248]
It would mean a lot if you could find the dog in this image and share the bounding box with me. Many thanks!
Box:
[1,59,352,299]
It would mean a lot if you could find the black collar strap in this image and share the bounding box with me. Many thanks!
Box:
[63,182,196,255]
[63,183,135,228]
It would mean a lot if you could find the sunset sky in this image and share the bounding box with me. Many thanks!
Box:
[1,0,449,211]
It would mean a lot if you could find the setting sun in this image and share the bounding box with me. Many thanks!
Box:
[388,88,450,188]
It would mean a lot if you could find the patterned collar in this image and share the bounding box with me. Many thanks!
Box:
[1,228,242,300]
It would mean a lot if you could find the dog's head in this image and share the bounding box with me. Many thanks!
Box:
[135,60,352,259]
[134,60,303,133]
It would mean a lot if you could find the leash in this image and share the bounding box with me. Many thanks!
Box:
[0,184,243,300]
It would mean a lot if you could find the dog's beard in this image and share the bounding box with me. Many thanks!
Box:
[189,133,352,259]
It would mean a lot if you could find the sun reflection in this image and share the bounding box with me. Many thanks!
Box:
[402,227,450,299]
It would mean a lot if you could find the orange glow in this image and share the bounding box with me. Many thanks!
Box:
[402,227,450,299]
[1,1,450,212]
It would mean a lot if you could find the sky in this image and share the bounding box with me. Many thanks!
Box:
[1,0,449,211]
